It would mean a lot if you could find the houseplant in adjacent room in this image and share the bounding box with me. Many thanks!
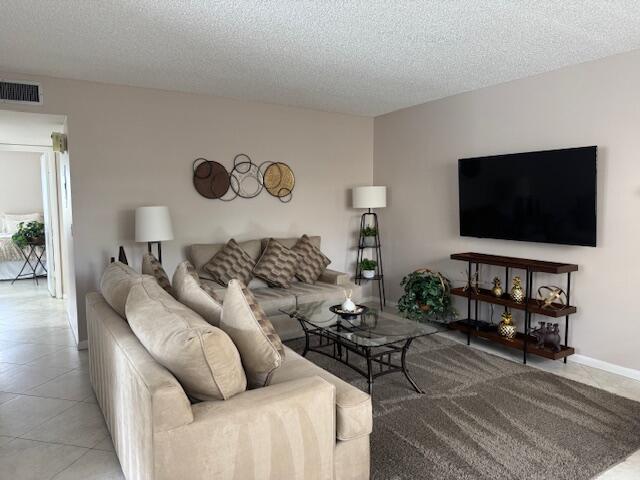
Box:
[359,258,377,279]
[11,221,45,249]
[361,226,378,247]
[398,269,455,321]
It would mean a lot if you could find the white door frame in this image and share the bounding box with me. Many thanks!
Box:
[40,152,63,298]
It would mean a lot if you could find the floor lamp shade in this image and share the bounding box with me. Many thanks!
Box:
[352,186,387,209]
[135,206,174,243]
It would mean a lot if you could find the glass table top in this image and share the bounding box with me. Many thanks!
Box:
[280,300,447,347]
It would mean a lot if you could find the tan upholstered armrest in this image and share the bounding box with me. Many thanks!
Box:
[153,377,336,480]
[318,269,350,286]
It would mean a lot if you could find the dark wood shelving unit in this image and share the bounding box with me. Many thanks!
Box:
[449,320,575,360]
[450,287,577,318]
[450,252,578,364]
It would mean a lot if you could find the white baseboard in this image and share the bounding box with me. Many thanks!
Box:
[570,354,640,382]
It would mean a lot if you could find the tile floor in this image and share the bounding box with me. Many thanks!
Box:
[0,280,122,479]
[1,280,639,479]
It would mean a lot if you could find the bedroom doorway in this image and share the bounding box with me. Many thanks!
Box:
[0,110,78,346]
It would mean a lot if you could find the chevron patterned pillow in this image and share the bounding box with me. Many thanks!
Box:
[203,238,255,287]
[292,234,331,284]
[253,238,302,288]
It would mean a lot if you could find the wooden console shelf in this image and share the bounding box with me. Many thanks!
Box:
[450,287,577,318]
[450,320,575,360]
[450,252,578,364]
[450,252,578,274]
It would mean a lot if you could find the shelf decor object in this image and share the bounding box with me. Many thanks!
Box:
[353,185,386,309]
[449,252,578,364]
[135,206,174,264]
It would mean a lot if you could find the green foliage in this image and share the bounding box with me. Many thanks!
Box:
[361,226,377,236]
[11,221,45,249]
[397,270,456,321]
[359,258,377,270]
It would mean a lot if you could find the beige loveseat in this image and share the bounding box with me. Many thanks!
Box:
[188,236,363,340]
[87,259,372,479]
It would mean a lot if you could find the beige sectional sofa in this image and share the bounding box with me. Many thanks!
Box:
[188,236,363,339]
[87,237,371,480]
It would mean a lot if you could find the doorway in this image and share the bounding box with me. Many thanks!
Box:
[0,110,79,348]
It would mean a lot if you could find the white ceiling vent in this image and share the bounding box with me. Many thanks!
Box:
[0,80,42,105]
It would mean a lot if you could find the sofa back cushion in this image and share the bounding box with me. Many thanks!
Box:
[126,277,247,401]
[100,261,142,318]
[220,279,285,388]
[189,239,262,280]
[141,253,175,297]
[260,235,321,252]
[173,261,223,326]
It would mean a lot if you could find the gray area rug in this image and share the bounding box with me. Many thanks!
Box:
[286,335,640,480]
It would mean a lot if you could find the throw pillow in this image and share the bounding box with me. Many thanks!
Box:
[126,277,247,401]
[142,253,175,297]
[220,279,285,388]
[203,238,255,287]
[173,261,223,326]
[292,234,332,284]
[99,261,143,318]
[253,238,302,288]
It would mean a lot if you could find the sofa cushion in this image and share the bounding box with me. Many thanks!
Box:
[190,239,262,281]
[141,253,174,297]
[173,261,223,326]
[260,235,321,252]
[203,239,255,287]
[292,234,331,284]
[220,279,285,388]
[126,277,247,401]
[253,238,301,288]
[100,261,142,318]
[251,288,297,315]
[271,346,372,441]
[286,281,350,304]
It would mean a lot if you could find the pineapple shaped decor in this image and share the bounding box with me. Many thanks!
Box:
[511,276,525,303]
[491,277,503,297]
[498,311,516,339]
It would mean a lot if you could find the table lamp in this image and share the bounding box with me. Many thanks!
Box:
[135,206,174,264]
[352,186,386,309]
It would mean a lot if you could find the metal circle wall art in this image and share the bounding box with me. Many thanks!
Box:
[263,162,295,203]
[192,158,230,199]
[192,153,295,203]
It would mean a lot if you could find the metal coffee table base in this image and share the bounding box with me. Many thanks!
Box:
[299,322,424,395]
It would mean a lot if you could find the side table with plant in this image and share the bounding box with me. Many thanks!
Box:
[398,269,456,321]
[11,221,45,249]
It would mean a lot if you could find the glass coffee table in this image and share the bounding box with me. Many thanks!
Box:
[280,301,447,395]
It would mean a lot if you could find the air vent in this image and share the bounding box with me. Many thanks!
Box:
[0,80,42,105]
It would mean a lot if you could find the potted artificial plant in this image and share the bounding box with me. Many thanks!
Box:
[361,226,378,247]
[359,258,377,279]
[11,221,45,249]
[397,269,455,321]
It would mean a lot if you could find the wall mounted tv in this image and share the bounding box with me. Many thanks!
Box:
[458,146,597,247]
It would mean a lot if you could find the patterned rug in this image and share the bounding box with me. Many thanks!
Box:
[286,335,640,480]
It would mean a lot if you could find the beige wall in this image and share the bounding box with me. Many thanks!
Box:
[0,74,373,344]
[374,49,640,370]
[0,151,43,217]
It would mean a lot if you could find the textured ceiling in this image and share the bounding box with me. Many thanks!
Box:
[1,1,640,116]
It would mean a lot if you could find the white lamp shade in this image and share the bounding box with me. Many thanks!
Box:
[135,206,174,242]
[352,186,387,209]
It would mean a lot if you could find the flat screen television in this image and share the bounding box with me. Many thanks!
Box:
[458,146,597,247]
